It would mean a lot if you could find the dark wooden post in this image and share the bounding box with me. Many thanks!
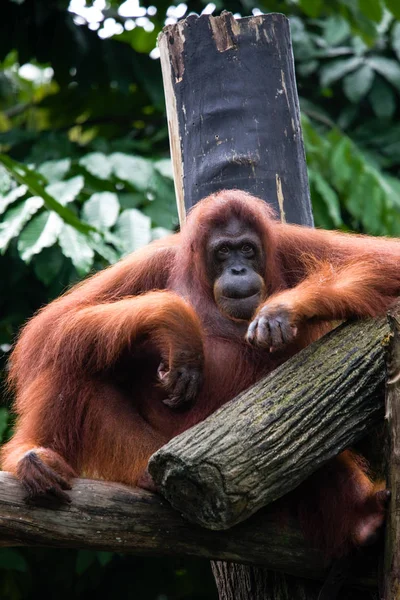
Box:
[383,305,400,599]
[159,11,312,226]
[158,11,320,600]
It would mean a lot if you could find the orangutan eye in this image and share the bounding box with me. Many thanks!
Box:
[241,244,254,255]
[217,245,230,258]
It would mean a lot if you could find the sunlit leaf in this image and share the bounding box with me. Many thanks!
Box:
[0,185,27,216]
[46,175,84,206]
[82,192,120,230]
[18,210,63,263]
[115,209,151,255]
[79,153,113,180]
[391,22,400,62]
[110,153,154,192]
[0,197,44,254]
[38,159,71,183]
[58,224,94,275]
[0,155,93,234]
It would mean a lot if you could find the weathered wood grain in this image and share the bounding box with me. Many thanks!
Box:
[149,316,389,530]
[0,471,376,590]
[383,305,400,599]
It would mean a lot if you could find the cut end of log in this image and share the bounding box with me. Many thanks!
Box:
[148,453,244,530]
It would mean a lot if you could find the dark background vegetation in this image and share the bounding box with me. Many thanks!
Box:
[1,0,400,597]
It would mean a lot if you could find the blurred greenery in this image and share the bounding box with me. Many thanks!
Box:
[0,0,400,598]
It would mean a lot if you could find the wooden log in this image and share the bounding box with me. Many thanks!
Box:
[383,304,400,599]
[158,11,312,225]
[149,315,389,531]
[0,471,376,590]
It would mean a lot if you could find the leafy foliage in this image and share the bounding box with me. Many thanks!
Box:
[0,0,400,598]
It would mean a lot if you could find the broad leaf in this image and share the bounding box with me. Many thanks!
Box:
[88,232,119,264]
[392,22,400,62]
[0,185,27,216]
[58,224,94,275]
[369,78,396,118]
[310,171,342,226]
[0,155,93,234]
[115,209,151,255]
[38,159,71,183]
[33,247,65,285]
[110,153,154,192]
[82,192,120,229]
[387,0,400,20]
[343,64,374,103]
[366,56,400,92]
[79,153,113,180]
[0,197,44,254]
[358,0,383,22]
[18,210,63,263]
[320,57,363,88]
[46,176,84,206]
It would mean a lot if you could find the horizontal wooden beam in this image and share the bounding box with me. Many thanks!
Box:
[0,472,376,589]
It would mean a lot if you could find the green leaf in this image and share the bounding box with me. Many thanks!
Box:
[96,551,113,566]
[33,246,65,285]
[79,153,113,181]
[343,64,374,103]
[46,176,84,206]
[323,16,351,46]
[58,224,94,275]
[320,57,363,88]
[366,56,400,92]
[0,165,12,194]
[76,551,96,575]
[0,408,9,443]
[369,78,396,118]
[18,211,63,263]
[38,159,71,183]
[298,0,323,18]
[0,549,28,572]
[310,171,342,227]
[330,138,353,189]
[110,153,154,192]
[115,209,151,255]
[0,155,94,234]
[82,192,120,230]
[0,185,27,216]
[154,159,174,180]
[392,22,400,62]
[0,197,44,254]
[387,0,400,20]
[358,0,383,22]
[88,232,119,264]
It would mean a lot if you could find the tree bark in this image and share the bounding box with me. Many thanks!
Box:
[383,305,400,599]
[149,316,388,530]
[0,471,377,590]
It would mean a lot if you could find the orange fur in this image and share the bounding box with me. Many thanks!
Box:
[2,190,400,555]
